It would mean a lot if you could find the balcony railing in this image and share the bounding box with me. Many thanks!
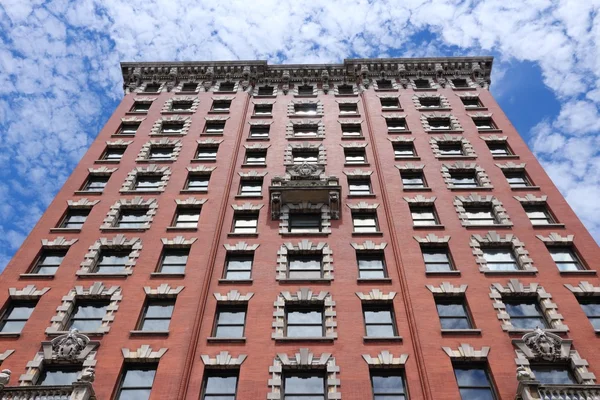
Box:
[517,381,600,400]
[0,382,95,400]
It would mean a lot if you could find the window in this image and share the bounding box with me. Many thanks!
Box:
[286,305,323,337]
[530,365,577,385]
[181,82,198,92]
[205,121,225,135]
[376,79,394,90]
[344,149,367,164]
[239,179,262,196]
[337,84,354,95]
[293,125,319,138]
[487,143,512,156]
[548,247,582,271]
[218,82,235,92]
[363,304,397,337]
[461,97,481,108]
[161,122,184,134]
[96,250,129,273]
[158,248,189,273]
[523,205,554,225]
[422,247,454,272]
[82,176,108,192]
[244,150,267,165]
[289,213,321,233]
[297,85,314,96]
[393,143,416,159]
[352,212,379,233]
[339,103,358,114]
[202,370,238,400]
[357,253,387,279]
[33,250,66,274]
[504,171,532,188]
[504,299,547,329]
[453,365,497,400]
[224,254,253,280]
[68,300,108,331]
[482,248,518,271]
[101,147,125,161]
[438,143,464,156]
[410,206,439,226]
[211,100,231,112]
[232,213,258,234]
[292,149,318,164]
[115,365,156,400]
[254,104,273,116]
[213,305,246,338]
[139,299,174,331]
[341,124,362,138]
[196,146,218,161]
[144,83,160,92]
[452,78,470,88]
[473,118,496,130]
[134,175,162,191]
[0,301,35,333]
[436,298,473,330]
[173,208,200,228]
[257,86,275,96]
[381,98,400,110]
[578,298,600,329]
[348,178,372,196]
[147,147,174,161]
[294,103,317,117]
[371,371,408,400]
[118,122,140,135]
[185,174,209,192]
[401,171,427,189]
[283,372,325,399]
[117,209,148,228]
[428,118,452,130]
[414,79,431,89]
[464,206,498,225]
[59,209,89,229]
[171,101,193,112]
[287,254,322,279]
[449,171,479,188]
[38,366,80,386]
[249,125,270,139]
[387,118,407,132]
[419,97,441,108]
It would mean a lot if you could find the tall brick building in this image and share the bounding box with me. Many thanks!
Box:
[0,57,598,400]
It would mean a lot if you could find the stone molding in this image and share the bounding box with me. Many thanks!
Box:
[66,198,100,209]
[105,139,133,148]
[78,235,142,275]
[447,76,477,89]
[231,202,263,211]
[292,82,319,96]
[0,350,14,364]
[382,113,407,120]
[149,115,192,136]
[279,203,331,234]
[121,116,146,123]
[122,345,167,362]
[536,233,574,245]
[9,286,50,300]
[412,93,451,109]
[287,100,324,116]
[338,118,363,125]
[215,80,240,92]
[413,233,451,244]
[272,290,336,340]
[136,138,183,162]
[443,344,490,361]
[143,284,184,298]
[343,169,372,177]
[495,161,526,171]
[395,163,425,171]
[276,241,333,281]
[564,281,600,296]
[409,77,438,90]
[356,290,396,302]
[371,78,399,91]
[201,352,247,368]
[88,166,117,176]
[453,193,512,227]
[223,242,259,252]
[470,231,536,273]
[286,119,325,140]
[132,96,156,103]
[135,81,166,93]
[252,99,276,105]
[175,197,206,207]
[212,95,236,101]
[456,92,480,98]
[362,351,408,367]
[41,237,78,249]
[513,194,548,205]
[174,81,199,92]
[468,111,493,119]
[351,241,387,251]
[479,134,508,143]
[429,135,476,158]
[187,165,216,175]
[284,143,326,166]
[161,96,199,113]
[214,290,254,304]
[197,138,224,147]
[239,170,267,180]
[403,195,436,205]
[426,282,468,296]
[248,120,273,126]
[441,162,493,189]
[346,201,379,210]
[421,112,463,131]
[100,197,158,229]
[244,143,270,150]
[120,165,171,193]
[388,136,415,143]
[161,236,197,248]
[340,142,368,149]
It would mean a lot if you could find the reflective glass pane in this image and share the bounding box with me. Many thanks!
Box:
[205,375,237,394]
[440,318,470,330]
[437,303,467,317]
[224,271,251,280]
[39,370,79,386]
[69,319,103,331]
[285,375,324,394]
[218,311,246,324]
[459,388,495,400]
[288,310,322,324]
[8,305,35,319]
[0,321,26,332]
[141,319,170,331]
[366,325,395,337]
[364,310,393,323]
[215,326,244,337]
[530,367,576,385]
[372,374,405,393]
[145,304,174,318]
[122,369,156,388]
[455,368,490,387]
[74,304,107,318]
[287,325,323,337]
[118,389,152,400]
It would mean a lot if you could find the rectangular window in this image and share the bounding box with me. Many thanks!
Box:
[294,103,318,115]
[213,305,246,338]
[232,213,258,234]
[101,147,125,161]
[219,82,235,92]
[381,98,400,110]
[419,97,441,108]
[68,300,109,331]
[202,370,238,400]
[341,124,362,137]
[0,301,35,333]
[453,365,497,400]
[482,248,518,271]
[148,146,174,160]
[249,125,270,139]
[185,174,209,192]
[357,253,387,279]
[348,178,372,196]
[96,250,129,273]
[436,298,473,330]
[297,85,314,96]
[289,213,321,233]
[530,365,577,385]
[345,149,367,164]
[244,150,267,165]
[286,306,323,337]
[464,206,498,225]
[158,248,189,274]
[337,84,354,95]
[523,205,554,225]
[144,83,160,92]
[171,101,193,111]
[371,370,407,400]
[393,144,416,159]
[461,97,481,108]
[473,118,496,130]
[438,143,464,156]
[339,103,358,114]
[504,299,548,329]
[173,208,200,228]
[82,176,108,192]
[293,125,319,138]
[161,122,184,134]
[287,254,322,279]
[292,150,319,164]
[116,365,156,400]
[414,79,431,89]
[211,100,231,112]
[139,299,175,331]
[117,209,148,228]
[196,146,219,161]
[205,121,226,134]
[401,171,427,189]
[422,247,454,272]
[352,212,379,233]
[548,247,583,271]
[410,206,439,226]
[283,372,325,399]
[59,209,89,229]
[449,171,479,188]
[38,366,80,386]
[131,102,151,112]
[452,78,470,88]
[253,104,273,116]
[239,179,263,196]
[504,171,532,188]
[578,298,600,330]
[181,82,198,92]
[224,254,253,280]
[487,143,512,156]
[428,118,452,130]
[363,304,397,337]
[257,86,275,96]
[387,118,407,132]
[33,250,66,274]
[118,122,140,135]
[376,79,394,89]
[134,175,162,192]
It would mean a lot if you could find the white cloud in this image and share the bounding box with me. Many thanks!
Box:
[0,0,599,270]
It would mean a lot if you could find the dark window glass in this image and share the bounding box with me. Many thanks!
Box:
[452,78,470,88]
[357,253,387,279]
[464,206,498,225]
[257,86,274,96]
[33,250,66,274]
[482,248,518,271]
[530,365,577,385]
[578,298,600,330]
[101,147,125,161]
[297,85,314,95]
[96,250,129,273]
[381,98,400,109]
[205,122,226,134]
[116,365,156,400]
[173,208,200,228]
[414,79,431,89]
[144,83,160,92]
[371,370,407,399]
[38,366,80,386]
[196,146,219,161]
[504,171,532,187]
[293,125,319,137]
[134,175,162,191]
[139,299,174,331]
[68,301,108,331]
[289,213,321,233]
[148,146,174,160]
[161,122,184,134]
[454,365,496,400]
[419,97,441,108]
[487,143,511,156]
[473,118,496,129]
[341,124,362,137]
[83,176,108,192]
[504,299,548,329]
[284,372,325,399]
[119,122,140,135]
[244,150,267,165]
[339,103,358,114]
[288,254,322,279]
[436,298,473,330]
[249,126,270,138]
[131,102,151,112]
[117,209,148,228]
[337,84,354,95]
[224,254,253,280]
[387,118,407,132]
[186,174,210,191]
[363,305,397,337]
[438,143,464,156]
[376,79,394,89]
[348,178,372,196]
[181,82,198,92]
[213,306,246,338]
[523,205,554,225]
[401,172,427,189]
[422,247,453,272]
[254,104,273,115]
[294,104,318,115]
[449,171,479,188]
[239,179,262,196]
[353,212,378,233]
[548,247,582,271]
[345,149,367,164]
[293,150,319,164]
[219,82,235,92]
[461,97,481,108]
[428,118,452,130]
[202,370,238,400]
[410,206,439,226]
[232,213,258,234]
[212,100,231,112]
[286,306,323,337]
[159,248,189,274]
[393,144,415,158]
[0,301,36,333]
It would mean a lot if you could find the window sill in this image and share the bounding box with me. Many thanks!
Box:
[511,186,541,191]
[150,272,186,278]
[441,329,482,336]
[348,194,377,199]
[280,232,330,237]
[278,278,332,284]
[176,91,199,95]
[338,113,361,118]
[287,137,324,141]
[76,271,130,278]
[235,195,264,200]
[227,232,259,238]
[46,330,105,337]
[352,231,384,237]
[100,227,150,232]
[532,223,566,229]
[477,128,503,133]
[250,115,273,119]
[363,336,402,342]
[388,130,412,135]
[506,327,568,335]
[218,279,253,284]
[341,136,365,140]
[425,270,461,276]
[135,159,175,164]
[120,190,163,195]
[403,187,432,192]
[161,111,194,115]
[413,224,445,230]
[180,189,208,194]
[394,156,421,161]
[288,114,323,119]
[207,110,230,115]
[166,227,198,232]
[125,111,149,116]
[381,108,404,112]
[464,224,512,229]
[492,155,520,160]
[426,130,463,134]
[275,337,335,343]
[246,137,271,141]
[482,270,538,276]
[94,160,120,164]
[241,164,267,168]
[449,187,494,191]
[436,156,478,161]
[418,107,452,112]
[464,106,488,111]
[559,270,597,276]
[111,134,136,138]
[357,278,392,284]
[0,332,21,338]
[130,330,169,337]
[20,273,55,280]
[207,337,246,343]
[50,228,82,233]
[74,191,103,196]
[191,159,217,163]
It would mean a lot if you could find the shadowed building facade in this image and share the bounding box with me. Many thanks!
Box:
[0,57,598,400]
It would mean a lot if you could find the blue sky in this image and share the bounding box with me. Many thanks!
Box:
[0,0,599,270]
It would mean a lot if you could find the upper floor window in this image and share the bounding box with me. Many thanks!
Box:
[344,148,367,164]
[144,83,160,92]
[96,250,129,273]
[348,178,372,196]
[218,82,235,92]
[147,146,175,161]
[68,300,109,331]
[473,118,497,130]
[232,213,258,234]
[297,85,314,96]
[81,176,108,192]
[548,247,583,271]
[205,121,226,135]
[202,370,239,400]
[115,365,157,400]
[352,212,379,233]
[283,372,326,399]
[32,249,67,274]
[244,150,267,166]
[213,305,246,338]
[134,175,162,192]
[339,103,358,115]
[341,124,362,138]
[376,79,394,90]
[393,143,416,159]
[253,104,273,116]
[419,97,442,108]
[170,101,193,112]
[414,78,431,89]
[449,171,479,188]
[138,299,175,332]
[293,125,319,138]
[287,254,322,279]
[249,125,270,139]
[461,97,482,108]
[578,298,600,330]
[504,299,547,329]
[530,365,577,385]
[289,213,321,233]
[523,205,555,225]
[196,146,219,162]
[410,205,439,226]
[286,305,323,337]
[357,252,387,279]
[453,365,497,400]
[117,208,148,229]
[503,171,533,188]
[172,207,201,228]
[371,370,408,400]
[239,179,263,196]
[0,300,36,333]
[224,254,253,280]
[161,122,184,135]
[101,147,125,161]
[181,82,198,92]
[337,84,354,95]
[381,97,400,110]
[294,103,318,116]
[185,174,210,192]
[452,78,470,88]
[438,143,464,156]
[482,247,518,271]
[292,149,318,165]
[257,86,275,96]
[211,100,231,112]
[38,366,80,386]
[436,297,474,330]
[464,206,498,225]
[487,142,512,156]
[422,246,454,273]
[401,171,427,189]
[158,248,189,274]
[428,118,452,130]
[363,304,398,338]
[118,122,140,135]
[386,118,408,132]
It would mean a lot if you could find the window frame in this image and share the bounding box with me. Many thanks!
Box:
[362,303,398,338]
[386,118,408,132]
[157,248,190,274]
[253,104,273,116]
[238,179,263,196]
[195,146,219,162]
[205,121,226,135]
[172,207,201,228]
[201,369,239,400]
[401,171,427,189]
[232,212,259,234]
[503,298,549,330]
[288,212,322,233]
[0,300,36,333]
[249,125,270,139]
[185,174,210,192]
[435,297,474,330]
[37,365,82,386]
[523,204,555,225]
[287,253,323,279]
[116,208,149,229]
[224,253,253,280]
[380,97,400,110]
[95,249,130,273]
[410,205,440,226]
[464,205,499,225]
[348,178,373,196]
[292,149,319,164]
[244,150,267,166]
[138,298,175,332]
[32,249,67,275]
[118,122,140,135]
[294,103,318,116]
[352,211,379,233]
[548,246,584,272]
[282,371,327,399]
[67,299,109,332]
[115,364,157,400]
[212,305,247,339]
[449,171,480,188]
[100,147,125,161]
[422,246,455,273]
[160,121,184,135]
[339,103,358,115]
[82,175,109,192]
[453,363,498,400]
[285,304,325,338]
[357,252,388,279]
[503,171,533,188]
[578,298,600,330]
[370,369,408,400]
[211,100,231,112]
[393,143,416,159]
[133,175,163,192]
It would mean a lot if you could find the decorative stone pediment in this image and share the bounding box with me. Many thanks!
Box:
[395,163,425,171]
[536,233,574,245]
[443,344,490,361]
[41,237,78,248]
[9,286,50,300]
[513,194,547,204]
[197,138,223,146]
[351,241,387,251]
[214,290,254,303]
[426,282,467,295]
[224,242,259,252]
[356,290,396,302]
[496,162,526,171]
[201,352,247,368]
[67,198,100,208]
[144,284,184,298]
[413,233,451,244]
[122,345,167,362]
[47,330,96,361]
[362,351,408,367]
[161,236,197,247]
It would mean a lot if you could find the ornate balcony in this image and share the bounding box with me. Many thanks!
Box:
[516,380,600,400]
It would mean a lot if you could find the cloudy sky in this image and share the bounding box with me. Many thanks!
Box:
[0,0,599,269]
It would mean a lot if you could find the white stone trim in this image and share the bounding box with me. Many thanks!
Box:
[564,281,600,296]
[136,138,182,162]
[429,135,476,158]
[161,236,197,248]
[479,134,508,143]
[495,162,526,172]
[413,234,451,244]
[340,142,368,149]
[272,290,336,340]
[286,119,325,140]
[253,84,277,96]
[284,143,326,166]
[88,166,117,176]
[121,116,146,124]
[100,197,158,230]
[421,112,463,132]
[136,82,166,93]
[175,81,200,93]
[372,78,399,91]
[343,169,372,177]
[279,203,331,234]
[8,286,50,300]
[231,202,263,211]
[351,241,387,251]
[276,241,333,281]
[454,193,512,227]
[287,100,324,116]
[122,345,167,362]
[175,197,207,207]
[197,138,224,147]
[441,162,493,189]
[470,232,536,273]
[0,350,14,364]
[362,351,408,367]
[149,116,192,136]
[143,284,184,298]
[426,282,467,296]
[395,163,425,171]
[187,165,216,175]
[201,352,247,368]
[161,96,199,113]
[346,202,379,210]
[238,170,267,180]
[216,80,240,92]
[120,165,172,193]
[536,233,574,245]
[412,93,451,109]
[443,344,490,361]
[356,290,396,302]
[214,290,254,304]
[41,237,78,249]
[78,235,142,276]
[334,83,358,95]
[513,194,548,205]
[223,242,259,252]
[66,198,100,209]
[388,136,415,143]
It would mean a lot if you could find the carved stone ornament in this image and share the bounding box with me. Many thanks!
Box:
[79,366,95,383]
[522,328,562,361]
[51,329,90,360]
[0,369,10,388]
